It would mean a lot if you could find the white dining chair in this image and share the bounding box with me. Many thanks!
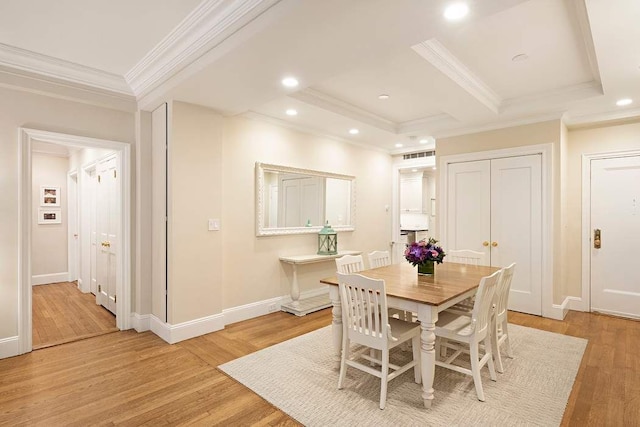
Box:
[336,272,421,409]
[335,254,365,274]
[447,249,484,266]
[434,269,501,401]
[367,250,391,269]
[491,262,516,373]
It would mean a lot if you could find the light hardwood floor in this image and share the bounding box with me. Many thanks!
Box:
[1,309,639,426]
[32,281,118,349]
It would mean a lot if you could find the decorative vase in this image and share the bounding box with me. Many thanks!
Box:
[418,260,435,276]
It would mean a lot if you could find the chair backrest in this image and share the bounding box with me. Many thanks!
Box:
[335,254,365,274]
[495,263,516,319]
[337,272,390,348]
[448,249,484,265]
[367,251,391,269]
[470,269,501,339]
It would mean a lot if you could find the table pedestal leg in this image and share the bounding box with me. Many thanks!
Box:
[290,264,300,307]
[417,306,438,408]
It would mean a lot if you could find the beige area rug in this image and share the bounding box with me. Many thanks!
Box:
[220,324,587,426]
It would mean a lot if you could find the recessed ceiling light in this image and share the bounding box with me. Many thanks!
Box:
[395,143,403,148]
[512,53,529,62]
[378,94,390,100]
[411,168,418,172]
[432,166,437,170]
[349,128,359,135]
[616,98,633,106]
[281,77,299,88]
[419,139,429,144]
[285,109,298,116]
[444,2,469,21]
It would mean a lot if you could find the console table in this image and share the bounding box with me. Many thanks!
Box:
[279,250,361,316]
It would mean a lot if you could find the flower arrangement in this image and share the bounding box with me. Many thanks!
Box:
[404,238,446,266]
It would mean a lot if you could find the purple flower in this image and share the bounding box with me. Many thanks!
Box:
[404,238,447,266]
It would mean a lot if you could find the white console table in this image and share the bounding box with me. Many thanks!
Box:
[279,250,361,316]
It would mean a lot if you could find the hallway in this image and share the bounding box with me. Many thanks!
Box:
[32,282,117,349]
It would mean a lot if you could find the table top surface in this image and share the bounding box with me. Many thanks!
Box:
[320,262,499,306]
[279,250,361,264]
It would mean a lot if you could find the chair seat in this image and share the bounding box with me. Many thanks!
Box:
[436,310,475,338]
[388,317,421,344]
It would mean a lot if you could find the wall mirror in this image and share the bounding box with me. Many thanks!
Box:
[255,162,356,236]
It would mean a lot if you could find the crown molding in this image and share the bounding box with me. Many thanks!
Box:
[412,39,502,114]
[564,107,640,128]
[126,0,281,98]
[289,88,397,133]
[501,80,603,112]
[0,43,131,95]
[433,110,566,139]
[243,111,390,154]
[571,0,601,85]
[397,113,458,135]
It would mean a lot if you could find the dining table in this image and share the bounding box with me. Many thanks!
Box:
[320,261,499,408]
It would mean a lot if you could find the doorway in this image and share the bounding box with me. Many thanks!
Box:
[18,128,131,355]
[584,151,640,319]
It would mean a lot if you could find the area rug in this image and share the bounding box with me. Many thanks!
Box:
[219,324,587,426]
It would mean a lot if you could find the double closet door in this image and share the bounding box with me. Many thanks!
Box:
[446,154,542,315]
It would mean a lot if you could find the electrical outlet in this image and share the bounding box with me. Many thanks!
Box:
[268,303,277,312]
[208,218,220,231]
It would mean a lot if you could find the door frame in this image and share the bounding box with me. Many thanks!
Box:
[392,155,436,264]
[67,170,79,283]
[438,143,555,318]
[18,128,131,355]
[581,149,640,313]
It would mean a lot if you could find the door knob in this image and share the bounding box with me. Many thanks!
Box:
[491,241,498,247]
[482,241,489,247]
[594,229,601,249]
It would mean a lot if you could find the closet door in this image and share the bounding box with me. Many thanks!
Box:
[491,155,542,315]
[96,155,118,314]
[446,160,491,265]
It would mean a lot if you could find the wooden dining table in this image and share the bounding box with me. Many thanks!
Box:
[320,262,499,409]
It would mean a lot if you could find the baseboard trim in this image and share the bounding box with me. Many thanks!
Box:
[130,313,150,332]
[0,336,19,359]
[222,296,282,326]
[567,296,585,312]
[31,272,69,286]
[549,298,570,320]
[150,313,225,344]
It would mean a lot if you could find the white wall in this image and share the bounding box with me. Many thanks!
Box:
[0,85,134,341]
[31,153,69,280]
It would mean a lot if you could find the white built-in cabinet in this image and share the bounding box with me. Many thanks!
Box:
[446,154,542,315]
[400,173,423,212]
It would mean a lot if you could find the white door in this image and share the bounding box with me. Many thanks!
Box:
[96,156,118,314]
[446,160,491,265]
[446,155,542,315]
[590,155,640,319]
[491,155,542,315]
[278,175,324,227]
[67,171,79,282]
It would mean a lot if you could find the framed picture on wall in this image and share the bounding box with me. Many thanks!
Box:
[38,208,62,224]
[40,186,60,207]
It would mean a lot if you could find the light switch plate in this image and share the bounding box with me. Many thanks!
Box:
[208,218,220,231]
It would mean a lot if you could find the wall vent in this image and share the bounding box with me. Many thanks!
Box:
[403,150,435,160]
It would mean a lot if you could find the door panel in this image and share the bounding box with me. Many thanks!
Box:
[491,155,542,315]
[446,160,491,264]
[591,155,640,318]
[96,156,118,314]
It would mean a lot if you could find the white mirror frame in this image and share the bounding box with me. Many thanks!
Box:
[255,162,356,236]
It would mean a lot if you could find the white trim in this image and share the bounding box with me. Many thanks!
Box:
[0,336,19,359]
[567,296,585,312]
[130,313,151,332]
[549,296,572,320]
[501,81,602,112]
[581,149,640,315]
[19,128,132,355]
[591,308,640,320]
[31,273,69,286]
[565,107,640,128]
[0,43,132,95]
[397,114,457,136]
[571,0,602,85]
[289,88,397,133]
[433,111,566,139]
[150,313,225,344]
[439,143,554,318]
[126,0,281,97]
[412,39,501,114]
[67,169,79,283]
[222,296,282,326]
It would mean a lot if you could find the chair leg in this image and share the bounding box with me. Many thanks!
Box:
[338,337,349,389]
[469,341,485,402]
[485,336,497,382]
[380,348,389,409]
[502,320,514,358]
[492,316,504,374]
[412,334,421,384]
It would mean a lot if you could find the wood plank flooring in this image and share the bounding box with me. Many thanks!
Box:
[32,282,118,349]
[1,308,638,426]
